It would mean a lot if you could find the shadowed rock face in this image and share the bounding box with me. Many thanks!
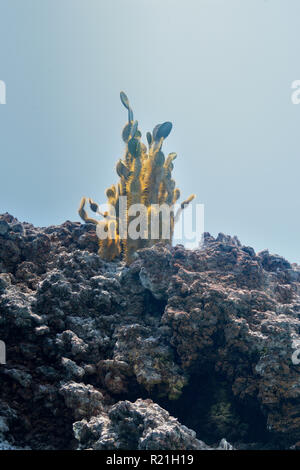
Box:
[0,212,300,450]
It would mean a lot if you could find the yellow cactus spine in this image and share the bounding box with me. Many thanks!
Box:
[78,92,195,265]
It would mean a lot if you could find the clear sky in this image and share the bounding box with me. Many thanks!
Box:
[0,0,299,263]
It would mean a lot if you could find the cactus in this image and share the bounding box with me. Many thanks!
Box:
[78,92,195,265]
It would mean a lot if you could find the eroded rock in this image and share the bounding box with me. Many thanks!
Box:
[0,213,300,449]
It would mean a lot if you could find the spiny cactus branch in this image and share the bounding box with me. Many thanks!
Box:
[78,92,195,265]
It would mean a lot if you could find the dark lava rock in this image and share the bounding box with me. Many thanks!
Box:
[0,213,300,450]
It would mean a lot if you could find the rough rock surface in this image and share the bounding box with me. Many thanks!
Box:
[73,398,233,450]
[0,212,300,450]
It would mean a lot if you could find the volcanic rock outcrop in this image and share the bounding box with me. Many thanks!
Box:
[0,212,300,450]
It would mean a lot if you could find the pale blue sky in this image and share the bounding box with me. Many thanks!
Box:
[0,0,299,262]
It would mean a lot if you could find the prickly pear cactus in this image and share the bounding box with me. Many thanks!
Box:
[78,92,195,265]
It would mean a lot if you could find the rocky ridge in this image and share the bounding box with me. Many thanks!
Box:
[0,213,300,450]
